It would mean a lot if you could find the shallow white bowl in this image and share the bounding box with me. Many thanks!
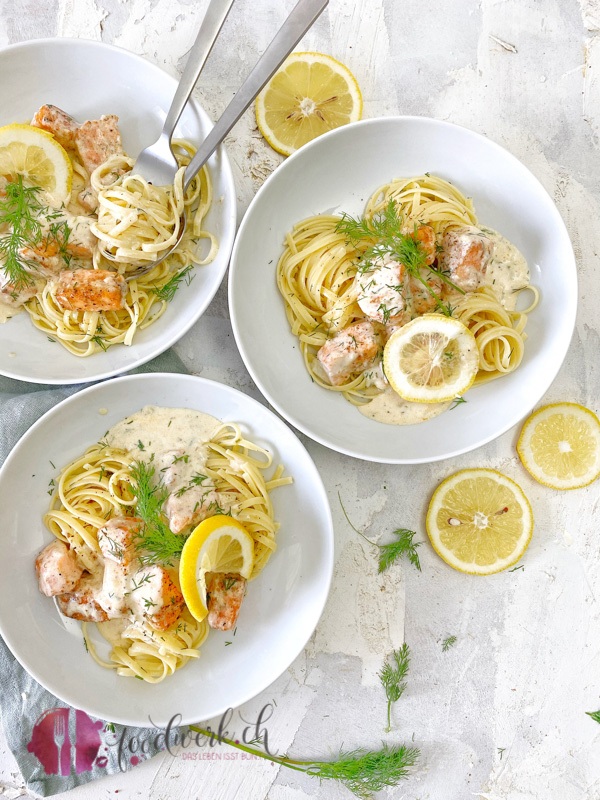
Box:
[0,38,236,385]
[0,374,333,726]
[229,116,577,463]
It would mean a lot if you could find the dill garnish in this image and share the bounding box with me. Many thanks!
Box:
[338,492,421,572]
[379,643,410,733]
[442,635,457,651]
[336,200,464,316]
[130,460,186,566]
[0,177,44,289]
[188,723,419,798]
[153,265,195,302]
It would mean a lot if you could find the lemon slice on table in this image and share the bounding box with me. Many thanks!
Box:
[0,123,72,203]
[383,315,479,403]
[517,402,600,490]
[179,516,255,622]
[426,469,534,575]
[255,51,362,157]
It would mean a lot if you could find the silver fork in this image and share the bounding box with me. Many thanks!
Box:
[53,714,65,776]
[111,0,328,278]
[133,0,236,187]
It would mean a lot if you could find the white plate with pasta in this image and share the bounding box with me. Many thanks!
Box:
[0,373,333,726]
[0,38,236,384]
[229,116,577,463]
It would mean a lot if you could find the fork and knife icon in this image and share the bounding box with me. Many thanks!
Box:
[52,711,76,776]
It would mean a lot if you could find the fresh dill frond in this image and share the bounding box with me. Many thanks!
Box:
[338,492,421,573]
[47,219,72,267]
[586,710,600,724]
[378,529,421,573]
[442,635,457,651]
[91,333,108,351]
[450,396,467,410]
[379,643,410,733]
[335,200,465,312]
[153,265,195,302]
[0,177,44,289]
[130,460,186,566]
[188,723,419,798]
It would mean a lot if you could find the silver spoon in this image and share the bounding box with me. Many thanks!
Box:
[104,0,328,278]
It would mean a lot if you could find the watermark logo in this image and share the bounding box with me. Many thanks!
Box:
[26,707,104,775]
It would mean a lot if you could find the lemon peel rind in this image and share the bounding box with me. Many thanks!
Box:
[425,468,534,576]
[517,402,600,490]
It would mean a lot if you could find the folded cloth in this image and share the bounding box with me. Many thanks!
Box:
[0,349,187,796]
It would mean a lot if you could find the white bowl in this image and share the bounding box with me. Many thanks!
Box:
[0,373,333,726]
[229,117,577,464]
[0,38,236,385]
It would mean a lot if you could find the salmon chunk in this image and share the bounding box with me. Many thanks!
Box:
[317,320,383,386]
[131,567,185,632]
[31,105,80,151]
[354,256,406,324]
[0,278,38,308]
[35,540,84,597]
[98,517,141,567]
[54,269,126,311]
[206,572,247,631]
[413,224,436,265]
[75,115,124,174]
[56,572,109,622]
[440,226,494,292]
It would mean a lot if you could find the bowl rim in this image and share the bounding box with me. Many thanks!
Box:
[0,36,237,386]
[0,371,334,726]
[228,114,578,464]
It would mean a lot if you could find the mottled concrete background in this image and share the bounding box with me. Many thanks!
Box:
[1,1,600,798]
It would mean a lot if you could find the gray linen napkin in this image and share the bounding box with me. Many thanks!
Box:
[0,349,187,797]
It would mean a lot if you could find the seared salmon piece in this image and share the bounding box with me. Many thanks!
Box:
[31,105,80,151]
[206,572,247,631]
[0,278,38,307]
[98,517,141,567]
[75,115,124,174]
[413,224,436,265]
[440,226,494,292]
[130,567,185,632]
[35,540,84,597]
[317,320,383,386]
[55,269,126,312]
[56,572,109,622]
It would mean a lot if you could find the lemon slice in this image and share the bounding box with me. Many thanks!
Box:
[426,468,534,575]
[383,315,479,403]
[517,402,600,490]
[255,51,362,156]
[179,516,254,622]
[0,123,72,203]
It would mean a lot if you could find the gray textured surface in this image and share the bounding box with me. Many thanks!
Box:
[1,1,600,798]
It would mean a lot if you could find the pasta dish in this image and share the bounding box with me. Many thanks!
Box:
[0,105,216,356]
[34,406,290,683]
[277,175,539,425]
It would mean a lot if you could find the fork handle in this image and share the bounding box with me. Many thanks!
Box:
[163,0,237,138]
[183,0,328,191]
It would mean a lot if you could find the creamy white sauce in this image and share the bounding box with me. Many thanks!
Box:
[0,301,18,324]
[106,405,229,535]
[482,228,530,310]
[358,390,451,425]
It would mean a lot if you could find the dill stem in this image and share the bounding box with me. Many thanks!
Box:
[187,726,307,773]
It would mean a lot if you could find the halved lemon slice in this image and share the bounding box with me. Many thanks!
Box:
[383,315,479,403]
[179,516,254,622]
[0,123,72,203]
[517,402,600,490]
[255,51,362,157]
[426,469,534,575]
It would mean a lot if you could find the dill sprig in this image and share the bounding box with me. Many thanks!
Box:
[379,644,410,733]
[586,710,600,724]
[188,724,418,798]
[153,264,195,302]
[442,635,457,651]
[130,460,186,566]
[336,200,464,316]
[339,492,421,573]
[0,177,44,289]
